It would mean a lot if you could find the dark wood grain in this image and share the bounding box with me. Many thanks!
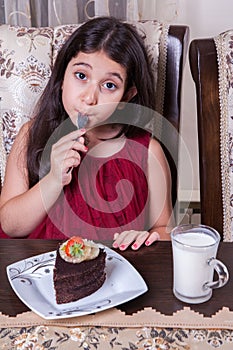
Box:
[163,25,190,207]
[189,38,223,237]
[0,239,232,317]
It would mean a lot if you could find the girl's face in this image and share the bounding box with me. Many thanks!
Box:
[62,50,136,128]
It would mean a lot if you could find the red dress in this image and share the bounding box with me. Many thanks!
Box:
[0,132,151,239]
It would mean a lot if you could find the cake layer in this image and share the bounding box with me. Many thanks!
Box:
[54,261,105,289]
[54,248,106,275]
[55,273,106,304]
[53,246,106,304]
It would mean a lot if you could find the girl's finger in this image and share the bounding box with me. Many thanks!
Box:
[131,231,150,250]
[113,230,149,251]
[145,231,160,246]
[112,231,127,249]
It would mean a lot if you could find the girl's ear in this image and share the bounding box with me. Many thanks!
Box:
[118,86,137,110]
[122,86,137,102]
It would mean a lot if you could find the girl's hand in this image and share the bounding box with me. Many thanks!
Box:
[112,230,160,251]
[49,129,88,187]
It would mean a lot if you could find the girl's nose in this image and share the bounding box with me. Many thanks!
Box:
[81,84,98,105]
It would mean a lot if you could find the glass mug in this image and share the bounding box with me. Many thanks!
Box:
[171,224,229,304]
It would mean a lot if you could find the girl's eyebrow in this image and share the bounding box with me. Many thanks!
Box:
[73,62,91,68]
[73,62,124,83]
[107,72,124,83]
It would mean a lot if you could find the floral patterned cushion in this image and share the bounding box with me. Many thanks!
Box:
[0,25,53,186]
[0,21,168,187]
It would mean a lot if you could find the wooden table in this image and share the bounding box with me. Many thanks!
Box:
[0,239,232,317]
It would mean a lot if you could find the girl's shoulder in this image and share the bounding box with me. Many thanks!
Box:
[128,131,164,157]
[16,120,32,138]
[148,137,170,171]
[149,136,163,151]
[10,120,31,156]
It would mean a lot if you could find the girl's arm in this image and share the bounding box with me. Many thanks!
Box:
[147,137,174,240]
[0,123,87,237]
[112,137,174,250]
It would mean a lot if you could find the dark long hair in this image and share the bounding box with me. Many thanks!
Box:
[27,16,156,188]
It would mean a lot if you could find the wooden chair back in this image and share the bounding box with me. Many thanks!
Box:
[189,37,224,238]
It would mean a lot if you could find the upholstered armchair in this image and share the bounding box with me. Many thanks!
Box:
[190,29,233,241]
[0,21,189,209]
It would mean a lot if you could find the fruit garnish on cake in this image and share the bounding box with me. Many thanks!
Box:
[64,236,84,257]
[53,236,106,304]
[59,236,100,263]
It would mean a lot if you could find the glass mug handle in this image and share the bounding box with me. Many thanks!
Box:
[203,257,229,290]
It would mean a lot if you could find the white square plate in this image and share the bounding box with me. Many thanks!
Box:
[6,245,148,319]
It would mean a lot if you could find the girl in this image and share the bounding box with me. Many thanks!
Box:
[0,16,173,249]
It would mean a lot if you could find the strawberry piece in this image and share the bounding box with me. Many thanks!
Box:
[65,236,84,257]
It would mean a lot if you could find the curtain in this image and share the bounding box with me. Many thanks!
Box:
[0,0,179,27]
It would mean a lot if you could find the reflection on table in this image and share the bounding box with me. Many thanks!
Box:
[1,239,233,317]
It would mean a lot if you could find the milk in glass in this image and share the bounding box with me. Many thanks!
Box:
[172,231,217,303]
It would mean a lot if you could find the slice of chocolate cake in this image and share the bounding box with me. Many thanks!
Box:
[53,237,106,304]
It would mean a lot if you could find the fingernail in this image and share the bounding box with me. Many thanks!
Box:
[132,243,138,249]
[80,128,86,132]
[120,244,126,250]
[84,146,88,151]
[112,242,118,248]
[145,240,151,246]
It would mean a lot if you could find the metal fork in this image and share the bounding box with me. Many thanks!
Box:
[67,113,88,173]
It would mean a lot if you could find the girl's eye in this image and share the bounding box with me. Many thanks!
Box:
[75,72,86,80]
[103,82,117,90]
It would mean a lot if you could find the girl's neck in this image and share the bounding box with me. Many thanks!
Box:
[85,124,126,157]
[86,124,122,145]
